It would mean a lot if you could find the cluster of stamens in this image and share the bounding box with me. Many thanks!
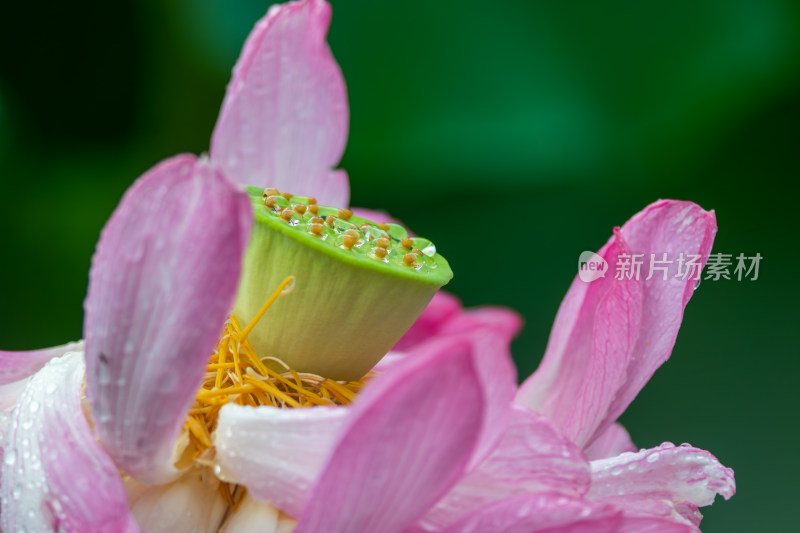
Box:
[180,276,368,511]
[260,187,439,272]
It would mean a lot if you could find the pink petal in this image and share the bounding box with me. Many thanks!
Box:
[584,423,636,460]
[588,443,735,508]
[210,0,349,206]
[393,291,523,354]
[439,305,524,341]
[83,154,253,484]
[393,291,462,352]
[517,200,717,447]
[390,293,522,465]
[459,327,519,467]
[0,340,83,385]
[419,405,590,531]
[519,234,643,449]
[438,493,621,533]
[295,336,485,533]
[214,405,348,518]
[1,352,139,533]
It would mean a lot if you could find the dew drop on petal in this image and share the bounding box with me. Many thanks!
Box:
[97,362,111,386]
[4,450,16,466]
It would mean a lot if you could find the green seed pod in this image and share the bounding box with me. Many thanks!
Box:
[233,186,453,380]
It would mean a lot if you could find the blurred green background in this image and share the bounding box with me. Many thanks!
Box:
[1,0,798,530]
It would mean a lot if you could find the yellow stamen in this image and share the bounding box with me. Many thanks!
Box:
[231,339,243,383]
[185,415,212,448]
[322,379,357,403]
[244,375,302,408]
[215,335,228,390]
[181,276,370,512]
[196,385,258,399]
[207,362,246,370]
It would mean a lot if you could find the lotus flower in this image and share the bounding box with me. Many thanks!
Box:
[0,0,734,531]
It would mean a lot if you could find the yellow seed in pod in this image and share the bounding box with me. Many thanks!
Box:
[342,234,357,249]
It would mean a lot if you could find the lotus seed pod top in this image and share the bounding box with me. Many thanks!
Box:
[232,186,453,380]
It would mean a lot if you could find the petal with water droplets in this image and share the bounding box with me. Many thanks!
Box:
[211,0,349,206]
[588,443,735,509]
[1,351,139,533]
[214,405,348,518]
[83,154,252,484]
[0,340,83,385]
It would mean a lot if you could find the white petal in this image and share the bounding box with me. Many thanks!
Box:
[219,494,297,533]
[214,404,347,517]
[127,469,227,533]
